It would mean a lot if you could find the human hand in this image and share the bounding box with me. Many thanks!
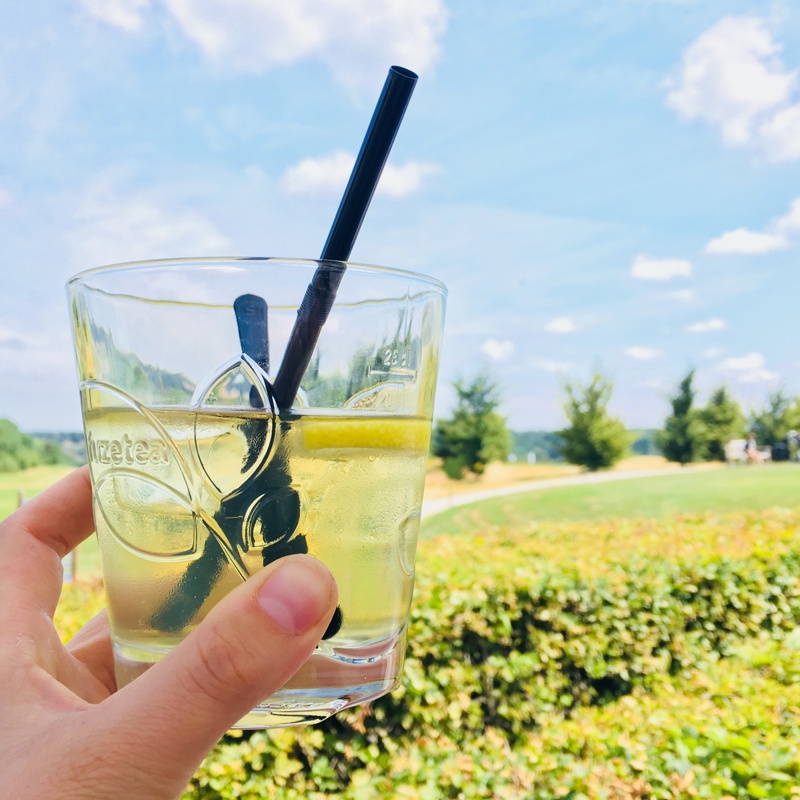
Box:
[0,467,338,800]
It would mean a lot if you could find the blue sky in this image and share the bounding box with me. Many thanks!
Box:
[2,1,800,432]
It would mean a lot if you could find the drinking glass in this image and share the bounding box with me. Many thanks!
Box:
[67,257,446,728]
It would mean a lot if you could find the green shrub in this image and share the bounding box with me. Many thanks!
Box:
[55,577,106,641]
[54,509,800,798]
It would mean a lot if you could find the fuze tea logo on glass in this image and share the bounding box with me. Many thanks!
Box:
[86,432,171,467]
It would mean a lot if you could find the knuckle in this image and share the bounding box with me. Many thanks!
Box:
[185,615,258,704]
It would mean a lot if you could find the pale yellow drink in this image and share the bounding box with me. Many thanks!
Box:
[85,404,429,726]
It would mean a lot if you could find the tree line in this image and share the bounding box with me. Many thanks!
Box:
[654,368,799,466]
[0,419,77,472]
[433,369,800,477]
[4,365,795,477]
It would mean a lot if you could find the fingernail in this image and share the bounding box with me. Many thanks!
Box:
[257,556,335,635]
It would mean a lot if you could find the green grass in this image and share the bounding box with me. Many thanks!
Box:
[0,464,101,578]
[8,462,800,580]
[421,462,800,539]
[0,464,75,518]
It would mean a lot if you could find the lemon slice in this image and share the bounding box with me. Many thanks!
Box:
[300,416,431,452]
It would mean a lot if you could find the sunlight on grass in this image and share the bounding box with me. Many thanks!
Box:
[6,461,800,579]
[421,462,800,539]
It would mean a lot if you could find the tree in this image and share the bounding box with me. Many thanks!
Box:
[0,419,68,472]
[432,373,512,479]
[697,385,746,461]
[750,390,796,447]
[657,369,708,465]
[557,372,631,471]
[788,397,800,432]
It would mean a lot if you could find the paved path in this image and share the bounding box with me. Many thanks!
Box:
[421,465,707,519]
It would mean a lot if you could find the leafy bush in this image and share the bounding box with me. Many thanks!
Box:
[55,577,106,640]
[55,509,800,798]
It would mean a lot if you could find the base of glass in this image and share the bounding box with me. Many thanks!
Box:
[112,628,407,729]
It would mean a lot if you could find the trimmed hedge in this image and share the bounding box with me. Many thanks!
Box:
[55,576,105,640]
[56,509,800,798]
[335,511,800,739]
[188,652,800,799]
[185,509,800,798]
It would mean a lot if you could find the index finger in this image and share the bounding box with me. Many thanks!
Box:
[0,466,96,634]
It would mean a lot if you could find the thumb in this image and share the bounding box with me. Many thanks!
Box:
[100,555,337,794]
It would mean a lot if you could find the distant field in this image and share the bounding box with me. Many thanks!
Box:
[421,462,800,539]
[0,464,101,577]
[0,465,76,518]
[421,454,697,500]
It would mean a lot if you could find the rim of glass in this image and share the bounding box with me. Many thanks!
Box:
[66,256,447,295]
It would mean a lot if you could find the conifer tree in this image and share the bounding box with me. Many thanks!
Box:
[557,372,630,471]
[750,390,794,447]
[658,369,707,465]
[697,385,746,461]
[433,373,512,478]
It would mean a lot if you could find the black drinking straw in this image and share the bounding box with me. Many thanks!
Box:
[234,294,269,374]
[151,66,418,636]
[271,65,418,411]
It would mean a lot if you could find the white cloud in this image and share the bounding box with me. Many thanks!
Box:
[702,347,723,359]
[686,318,726,333]
[480,338,514,362]
[160,0,447,88]
[630,255,692,281]
[0,326,34,350]
[531,357,572,373]
[65,178,229,268]
[670,289,696,302]
[281,151,352,195]
[718,351,779,383]
[733,369,779,384]
[78,0,151,32]
[758,89,800,162]
[379,160,441,198]
[0,188,12,209]
[774,198,800,235]
[625,346,661,361]
[281,151,438,197]
[721,352,764,371]
[544,316,577,334]
[705,227,787,254]
[665,16,800,162]
[706,196,800,254]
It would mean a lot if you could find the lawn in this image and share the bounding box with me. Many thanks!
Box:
[421,462,800,539]
[4,461,799,580]
[0,464,76,518]
[0,464,101,577]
